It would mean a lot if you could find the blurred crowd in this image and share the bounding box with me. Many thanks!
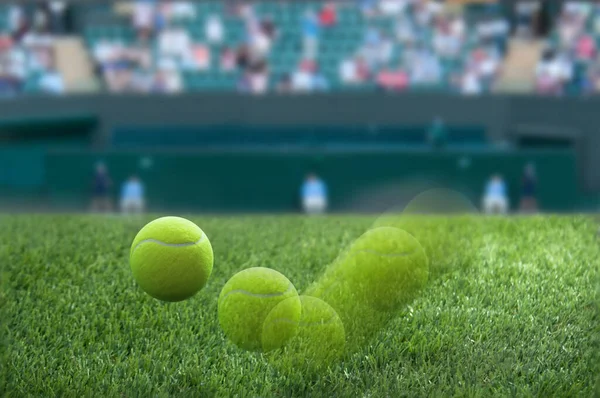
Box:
[3,1,600,97]
[340,0,508,94]
[535,2,600,95]
[91,1,278,94]
[88,0,509,95]
[0,3,68,96]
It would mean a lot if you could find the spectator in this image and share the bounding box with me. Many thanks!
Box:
[515,1,538,38]
[189,44,210,70]
[220,47,236,72]
[0,68,22,97]
[459,65,483,95]
[291,59,314,93]
[379,0,405,16]
[205,14,224,45]
[427,117,448,149]
[535,48,572,95]
[360,0,378,18]
[519,163,538,213]
[339,57,357,84]
[133,0,156,37]
[301,10,319,59]
[395,15,417,46]
[152,62,182,93]
[47,2,70,34]
[354,56,370,82]
[362,27,382,69]
[312,65,330,92]
[301,173,328,214]
[482,174,508,215]
[38,64,65,94]
[120,175,145,214]
[586,62,600,93]
[168,2,196,20]
[414,0,437,28]
[91,162,113,213]
[575,34,596,61]
[378,34,394,66]
[408,47,442,85]
[8,5,25,40]
[158,23,192,64]
[276,73,293,93]
[376,66,408,91]
[319,3,337,27]
[434,18,463,60]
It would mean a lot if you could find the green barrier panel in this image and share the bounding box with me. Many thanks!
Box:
[0,147,45,189]
[111,125,487,148]
[0,114,97,144]
[45,149,578,212]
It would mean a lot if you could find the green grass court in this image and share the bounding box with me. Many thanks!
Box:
[1,215,599,396]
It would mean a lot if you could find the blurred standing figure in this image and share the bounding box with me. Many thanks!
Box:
[427,116,448,149]
[482,174,508,214]
[301,173,328,214]
[120,175,145,214]
[91,162,113,213]
[301,10,319,59]
[519,163,538,213]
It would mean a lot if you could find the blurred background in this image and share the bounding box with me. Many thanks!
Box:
[0,0,598,214]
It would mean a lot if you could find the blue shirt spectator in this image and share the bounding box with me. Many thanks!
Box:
[313,71,330,91]
[121,176,144,201]
[364,27,381,47]
[485,175,506,199]
[302,174,327,199]
[483,174,508,214]
[120,175,145,214]
[302,11,319,39]
[301,173,328,214]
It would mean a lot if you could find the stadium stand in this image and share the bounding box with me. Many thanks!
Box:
[535,2,600,95]
[0,4,66,95]
[81,0,510,94]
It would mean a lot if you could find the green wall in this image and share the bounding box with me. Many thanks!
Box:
[44,149,578,212]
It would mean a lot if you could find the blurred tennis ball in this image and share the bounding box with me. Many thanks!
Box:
[312,227,429,311]
[218,267,300,351]
[306,227,428,348]
[266,295,345,372]
[129,216,213,302]
[374,188,480,275]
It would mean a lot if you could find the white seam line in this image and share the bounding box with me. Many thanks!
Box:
[264,315,337,327]
[348,249,416,257]
[132,234,205,254]
[221,283,294,300]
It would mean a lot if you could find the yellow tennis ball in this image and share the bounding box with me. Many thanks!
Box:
[130,216,213,302]
[266,296,346,372]
[218,267,300,352]
[309,226,429,312]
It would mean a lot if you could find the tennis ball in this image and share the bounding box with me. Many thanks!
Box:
[218,267,300,352]
[309,226,429,312]
[266,295,345,371]
[130,216,213,302]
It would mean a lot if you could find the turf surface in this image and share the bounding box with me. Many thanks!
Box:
[1,215,599,397]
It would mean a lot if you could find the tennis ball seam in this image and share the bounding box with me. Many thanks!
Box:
[220,283,294,300]
[264,316,338,326]
[131,234,206,255]
[348,249,416,258]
